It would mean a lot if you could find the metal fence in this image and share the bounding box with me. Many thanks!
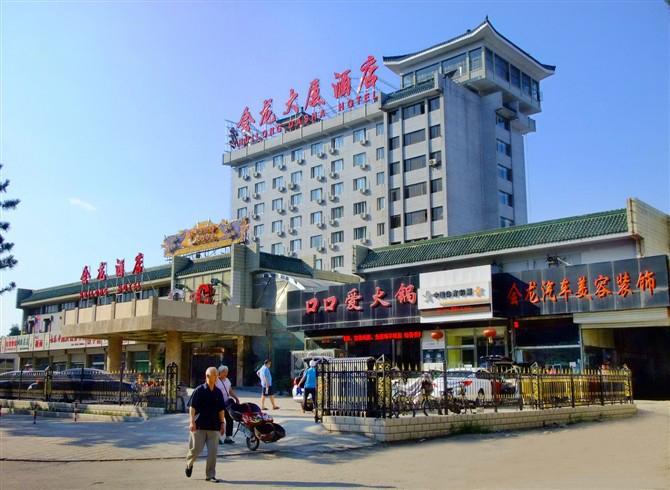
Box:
[0,362,181,412]
[315,362,633,420]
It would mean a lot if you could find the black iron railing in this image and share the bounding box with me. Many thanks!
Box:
[0,362,181,413]
[315,363,633,420]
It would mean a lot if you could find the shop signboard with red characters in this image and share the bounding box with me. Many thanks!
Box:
[78,252,146,300]
[287,276,420,332]
[492,255,670,317]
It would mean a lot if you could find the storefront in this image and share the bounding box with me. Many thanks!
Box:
[492,255,670,395]
[288,266,512,369]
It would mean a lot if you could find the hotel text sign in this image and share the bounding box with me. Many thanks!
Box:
[229,55,380,150]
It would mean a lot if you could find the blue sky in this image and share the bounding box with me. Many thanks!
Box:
[0,1,668,334]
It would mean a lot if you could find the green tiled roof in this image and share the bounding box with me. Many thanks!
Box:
[383,79,436,105]
[260,252,312,276]
[176,255,231,277]
[19,265,173,304]
[359,209,628,270]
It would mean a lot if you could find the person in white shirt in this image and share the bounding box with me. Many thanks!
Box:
[215,365,239,444]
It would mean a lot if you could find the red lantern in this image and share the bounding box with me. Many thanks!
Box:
[483,328,497,344]
[430,330,444,340]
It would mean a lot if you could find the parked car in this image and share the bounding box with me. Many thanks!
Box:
[27,368,136,402]
[0,370,46,398]
[443,368,517,404]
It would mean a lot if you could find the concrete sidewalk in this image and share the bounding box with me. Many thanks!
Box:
[0,390,376,462]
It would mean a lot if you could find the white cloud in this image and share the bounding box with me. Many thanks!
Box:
[68,197,96,212]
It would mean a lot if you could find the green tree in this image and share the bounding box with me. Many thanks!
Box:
[0,164,19,295]
[8,324,20,336]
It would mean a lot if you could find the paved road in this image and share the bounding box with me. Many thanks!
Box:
[1,401,668,489]
[0,391,374,461]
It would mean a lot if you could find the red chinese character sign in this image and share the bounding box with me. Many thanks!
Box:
[296,279,421,334]
[259,99,277,126]
[115,259,125,278]
[332,70,352,99]
[132,253,144,275]
[78,252,145,300]
[495,256,669,317]
[80,266,91,285]
[228,54,380,152]
[357,55,379,93]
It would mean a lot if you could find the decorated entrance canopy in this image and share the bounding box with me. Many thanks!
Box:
[162,218,250,257]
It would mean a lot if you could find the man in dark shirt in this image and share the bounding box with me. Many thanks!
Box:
[185,366,226,482]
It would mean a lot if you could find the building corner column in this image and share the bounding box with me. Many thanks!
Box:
[106,336,123,372]
[165,331,184,383]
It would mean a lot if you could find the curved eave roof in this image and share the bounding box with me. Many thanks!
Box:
[358,209,629,271]
[383,19,555,76]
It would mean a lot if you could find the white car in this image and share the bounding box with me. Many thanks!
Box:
[443,368,517,404]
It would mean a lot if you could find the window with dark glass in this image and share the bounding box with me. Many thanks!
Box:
[428,97,440,112]
[402,102,425,120]
[331,256,344,268]
[331,231,344,243]
[496,139,511,156]
[497,164,512,181]
[403,129,425,146]
[496,115,510,131]
[353,226,367,240]
[310,235,323,248]
[403,155,426,172]
[405,209,428,226]
[353,201,367,215]
[432,206,443,221]
[390,187,401,201]
[331,206,344,219]
[500,216,514,228]
[402,73,414,88]
[415,63,439,83]
[389,161,400,175]
[510,65,521,88]
[521,73,531,96]
[404,182,427,199]
[429,125,441,139]
[390,214,401,229]
[531,79,540,101]
[290,215,302,229]
[469,48,482,71]
[377,223,385,236]
[430,151,442,165]
[388,110,400,124]
[389,136,400,150]
[442,53,467,77]
[498,190,514,207]
[430,178,442,193]
[494,54,509,81]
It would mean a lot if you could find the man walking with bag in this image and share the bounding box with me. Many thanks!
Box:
[185,366,226,482]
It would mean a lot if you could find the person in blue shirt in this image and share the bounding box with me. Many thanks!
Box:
[298,360,318,414]
[257,359,279,410]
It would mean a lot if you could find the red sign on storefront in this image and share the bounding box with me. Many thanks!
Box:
[343,331,421,342]
[507,270,657,307]
[305,283,417,314]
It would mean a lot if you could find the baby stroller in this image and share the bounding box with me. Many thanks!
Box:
[226,401,286,451]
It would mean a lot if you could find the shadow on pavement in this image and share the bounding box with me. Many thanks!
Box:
[216,479,394,488]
